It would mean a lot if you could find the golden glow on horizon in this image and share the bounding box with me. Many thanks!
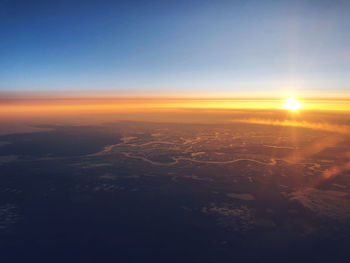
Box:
[1,97,350,118]
[282,98,302,111]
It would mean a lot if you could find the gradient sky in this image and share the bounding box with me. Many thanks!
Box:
[1,0,350,96]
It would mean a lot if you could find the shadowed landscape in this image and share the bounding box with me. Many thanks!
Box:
[1,108,350,262]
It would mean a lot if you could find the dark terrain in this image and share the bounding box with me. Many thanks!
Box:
[0,121,350,262]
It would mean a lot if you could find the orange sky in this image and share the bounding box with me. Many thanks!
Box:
[1,96,350,136]
[1,97,350,118]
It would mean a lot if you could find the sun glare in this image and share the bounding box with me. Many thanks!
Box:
[282,98,302,111]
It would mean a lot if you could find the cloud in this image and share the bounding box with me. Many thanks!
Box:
[232,118,350,134]
[286,134,344,163]
[289,188,350,220]
[323,159,350,179]
[232,118,350,181]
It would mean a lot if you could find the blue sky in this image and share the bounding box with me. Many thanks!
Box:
[1,0,350,96]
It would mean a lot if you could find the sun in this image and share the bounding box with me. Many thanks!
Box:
[282,98,302,111]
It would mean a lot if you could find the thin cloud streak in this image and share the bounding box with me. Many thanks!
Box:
[232,118,350,134]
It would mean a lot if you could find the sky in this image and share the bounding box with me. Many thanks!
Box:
[1,0,350,97]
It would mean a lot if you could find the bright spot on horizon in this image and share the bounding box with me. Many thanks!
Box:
[282,98,302,111]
